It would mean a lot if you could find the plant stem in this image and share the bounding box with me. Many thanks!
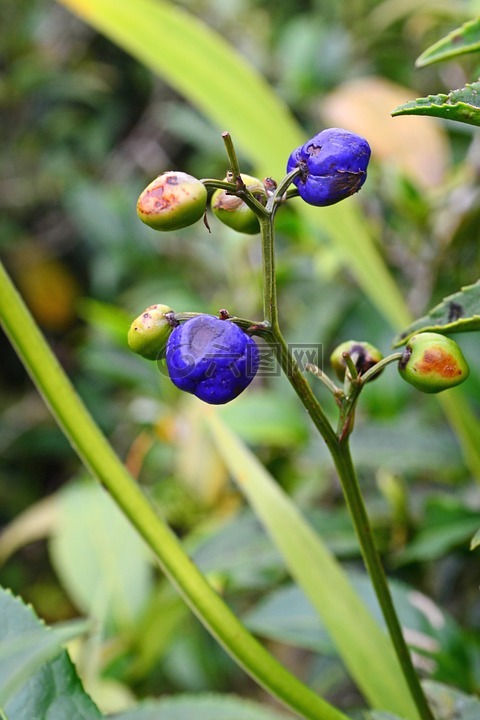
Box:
[259,215,280,332]
[258,209,434,720]
[333,441,435,720]
[222,131,242,177]
[272,330,433,720]
[0,259,348,720]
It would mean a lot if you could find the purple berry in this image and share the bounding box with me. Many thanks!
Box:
[286,128,371,206]
[165,315,259,404]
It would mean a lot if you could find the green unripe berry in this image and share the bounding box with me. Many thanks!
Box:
[211,174,265,234]
[398,332,469,393]
[137,172,207,231]
[330,340,383,381]
[128,304,177,360]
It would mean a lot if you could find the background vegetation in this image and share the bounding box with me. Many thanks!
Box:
[1,0,480,717]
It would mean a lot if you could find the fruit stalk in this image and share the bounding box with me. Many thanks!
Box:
[257,195,434,720]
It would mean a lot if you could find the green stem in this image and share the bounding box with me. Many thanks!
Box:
[272,334,433,720]
[0,259,347,720]
[332,441,435,720]
[222,131,242,177]
[257,209,433,720]
[267,167,302,212]
[259,214,280,331]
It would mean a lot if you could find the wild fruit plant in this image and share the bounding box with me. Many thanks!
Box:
[2,5,480,720]
[126,129,472,720]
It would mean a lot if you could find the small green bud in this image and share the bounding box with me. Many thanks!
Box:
[330,340,383,381]
[128,304,176,360]
[211,174,265,234]
[398,332,469,393]
[137,172,207,231]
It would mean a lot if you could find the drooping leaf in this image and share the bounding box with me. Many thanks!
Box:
[49,479,153,629]
[416,18,480,67]
[391,83,480,127]
[128,583,189,680]
[205,410,420,719]
[111,693,291,720]
[470,527,480,550]
[193,507,358,593]
[393,280,480,346]
[243,584,333,654]
[0,587,102,719]
[218,389,309,447]
[243,573,473,690]
[350,413,461,474]
[395,495,480,566]
[423,680,480,720]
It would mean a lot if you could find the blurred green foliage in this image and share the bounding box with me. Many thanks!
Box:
[2,0,480,716]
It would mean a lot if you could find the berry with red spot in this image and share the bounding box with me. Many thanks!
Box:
[137,171,207,231]
[398,332,469,393]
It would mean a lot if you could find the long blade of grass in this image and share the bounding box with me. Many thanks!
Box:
[206,409,419,720]
[0,260,348,720]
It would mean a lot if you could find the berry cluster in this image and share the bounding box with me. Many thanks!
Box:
[130,128,470,403]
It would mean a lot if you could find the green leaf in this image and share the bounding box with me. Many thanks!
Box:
[50,479,153,629]
[0,615,88,708]
[243,584,333,654]
[350,413,461,474]
[193,511,285,590]
[393,280,480,346]
[218,389,309,447]
[77,298,132,347]
[193,508,358,592]
[205,411,420,720]
[111,693,291,720]
[391,83,480,127]
[129,584,189,679]
[416,18,480,67]
[396,496,480,565]
[244,574,473,690]
[470,527,480,550]
[423,680,480,720]
[0,587,102,719]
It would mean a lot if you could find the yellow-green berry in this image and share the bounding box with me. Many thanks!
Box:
[330,340,383,381]
[211,174,265,234]
[137,171,207,231]
[128,304,176,360]
[398,332,469,393]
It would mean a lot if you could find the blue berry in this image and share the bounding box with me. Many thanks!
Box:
[286,128,371,206]
[165,315,259,404]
